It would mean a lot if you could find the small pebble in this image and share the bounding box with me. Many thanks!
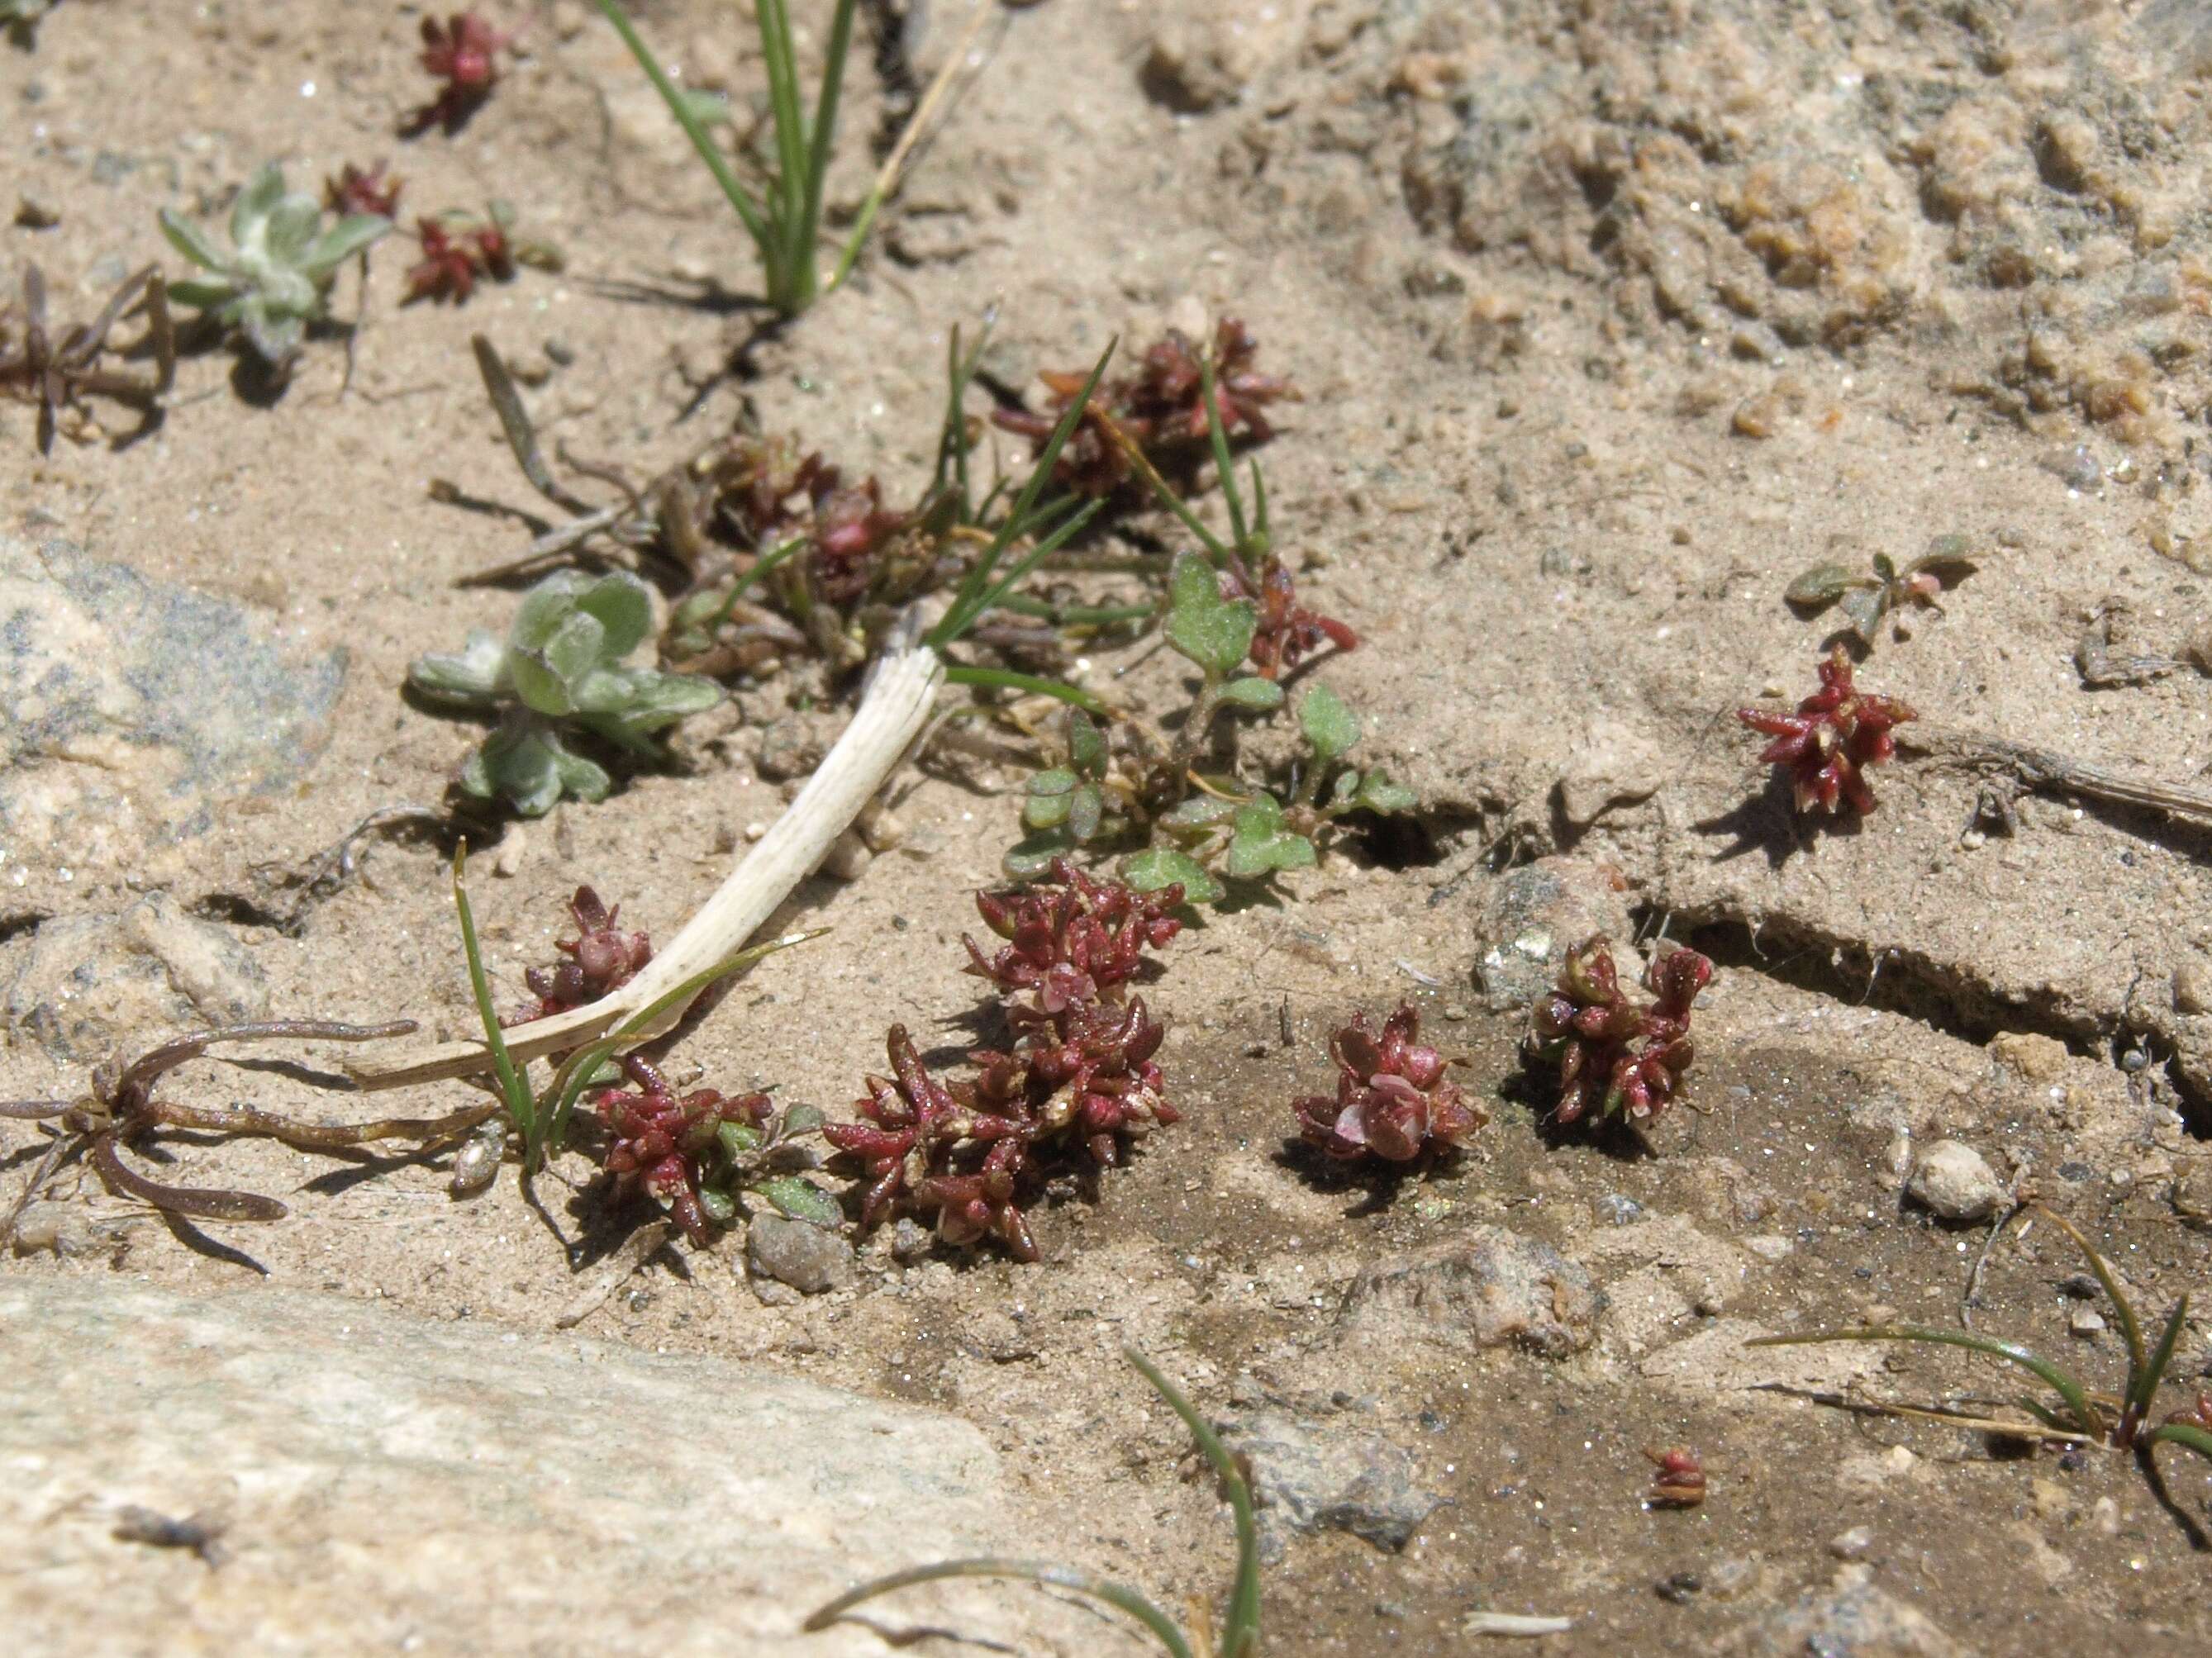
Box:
[821,829,873,881]
[747,1214,854,1295]
[1829,1525,1876,1561]
[1906,1141,2005,1223]
[2069,1307,2106,1338]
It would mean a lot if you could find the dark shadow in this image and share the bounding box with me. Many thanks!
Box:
[154,1208,269,1276]
[1691,766,1830,869]
[2139,1447,2212,1552]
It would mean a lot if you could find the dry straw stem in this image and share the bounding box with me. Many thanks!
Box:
[350,644,944,1089]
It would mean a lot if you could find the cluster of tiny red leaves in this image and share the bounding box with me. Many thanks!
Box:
[1293,1003,1483,1162]
[824,859,1184,1260]
[1529,936,1713,1125]
[1738,645,1915,815]
[404,215,518,305]
[992,317,1298,495]
[594,1054,770,1246]
[325,162,404,220]
[406,12,509,136]
[505,886,650,1025]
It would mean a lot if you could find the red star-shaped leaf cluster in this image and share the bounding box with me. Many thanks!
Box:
[1529,936,1713,1125]
[992,317,1299,496]
[827,862,1185,1261]
[1293,1002,1484,1162]
[1235,553,1358,681]
[596,1055,772,1246]
[407,12,510,136]
[324,161,403,221]
[1738,645,1916,815]
[507,886,651,1024]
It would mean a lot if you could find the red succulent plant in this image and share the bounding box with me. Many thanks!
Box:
[407,12,509,136]
[1234,553,1358,680]
[507,886,651,1024]
[1645,1447,1707,1507]
[992,316,1298,495]
[595,1054,771,1246]
[1293,1002,1483,1162]
[826,862,1185,1261]
[1529,936,1713,1126]
[1738,645,1916,816]
[325,161,403,221]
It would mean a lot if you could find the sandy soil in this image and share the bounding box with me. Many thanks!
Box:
[6,2,2212,1653]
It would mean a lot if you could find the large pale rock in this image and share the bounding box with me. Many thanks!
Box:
[0,1277,1116,1655]
[0,534,344,873]
[2,891,268,1060]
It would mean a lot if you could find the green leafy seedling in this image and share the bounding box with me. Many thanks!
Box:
[410,570,722,816]
[804,1348,1259,1657]
[1786,534,1978,645]
[159,164,391,365]
[591,0,867,317]
[1748,1206,2212,1475]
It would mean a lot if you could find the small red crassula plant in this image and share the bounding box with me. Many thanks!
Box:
[825,860,1185,1260]
[992,317,1298,495]
[1738,645,1915,815]
[407,12,510,135]
[507,886,651,1024]
[1293,1003,1484,1163]
[325,161,403,220]
[1529,936,1713,1126]
[594,1054,771,1247]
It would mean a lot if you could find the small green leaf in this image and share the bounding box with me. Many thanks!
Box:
[1218,676,1285,711]
[507,649,578,718]
[1066,708,1107,778]
[1869,552,1899,585]
[1004,829,1073,877]
[779,1103,825,1138]
[301,212,392,273]
[1121,847,1223,905]
[1164,552,1255,679]
[238,302,303,364]
[697,1186,738,1226]
[156,209,228,274]
[575,571,654,658]
[544,733,611,805]
[1160,795,1236,829]
[1225,793,1316,877]
[1356,774,1419,815]
[754,1176,844,1228]
[1328,767,1361,806]
[716,1120,765,1157]
[229,163,288,244]
[263,192,324,264]
[1066,782,1105,843]
[165,277,238,309]
[1298,683,1360,763]
[510,572,591,651]
[1784,563,1871,608]
[1839,586,1887,641]
[1023,777,1075,829]
[407,630,507,704]
[473,725,565,816]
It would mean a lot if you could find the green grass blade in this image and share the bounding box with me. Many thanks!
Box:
[450,845,534,1141]
[755,0,811,290]
[1124,1348,1259,1658]
[1199,353,1247,551]
[958,498,1106,638]
[944,664,1106,714]
[2145,1421,2212,1465]
[693,534,807,638]
[539,930,826,1160]
[802,1559,1194,1657]
[2037,1208,2148,1394]
[1111,419,1228,562]
[2130,1294,2191,1430]
[1247,461,1270,553]
[590,1,771,257]
[795,0,859,298]
[1746,1327,2102,1439]
[933,321,992,511]
[928,344,1115,649]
